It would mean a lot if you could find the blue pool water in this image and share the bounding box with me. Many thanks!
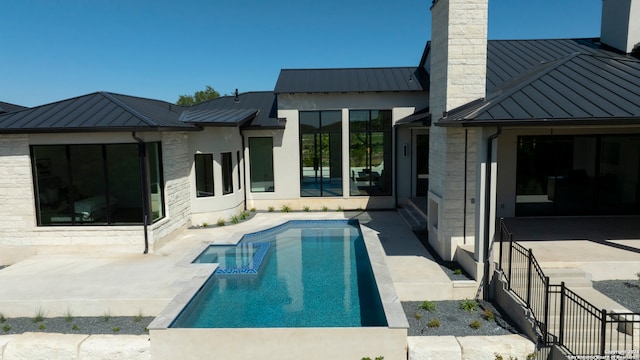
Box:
[171,220,387,328]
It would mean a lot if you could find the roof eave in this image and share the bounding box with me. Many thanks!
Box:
[435,117,640,128]
[0,125,201,135]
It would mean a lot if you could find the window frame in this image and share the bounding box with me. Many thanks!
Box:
[194,153,215,198]
[221,152,233,195]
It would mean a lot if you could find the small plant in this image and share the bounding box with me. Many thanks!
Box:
[2,324,10,332]
[112,326,121,333]
[72,323,79,331]
[38,323,46,331]
[321,205,328,212]
[0,312,6,323]
[64,308,74,322]
[459,299,478,313]
[281,204,291,212]
[637,271,640,282]
[336,206,344,212]
[201,222,208,227]
[361,357,384,360]
[102,309,111,322]
[453,268,463,275]
[527,353,537,360]
[231,215,239,224]
[216,218,226,226]
[414,313,422,320]
[268,206,274,212]
[33,308,45,323]
[250,207,256,212]
[482,308,495,321]
[303,205,310,212]
[419,300,436,311]
[469,319,482,329]
[495,354,504,360]
[240,211,249,220]
[427,318,441,328]
[135,309,144,323]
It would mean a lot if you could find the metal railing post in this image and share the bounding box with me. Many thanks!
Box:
[543,276,550,343]
[600,308,607,355]
[499,218,504,271]
[526,248,533,307]
[507,231,514,290]
[559,282,566,345]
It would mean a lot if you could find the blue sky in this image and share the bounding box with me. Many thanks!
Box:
[2,0,602,107]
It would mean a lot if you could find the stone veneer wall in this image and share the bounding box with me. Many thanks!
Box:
[0,135,144,250]
[150,132,192,251]
[428,0,487,261]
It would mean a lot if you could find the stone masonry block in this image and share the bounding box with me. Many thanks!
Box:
[79,335,150,360]
[3,332,88,360]
[457,335,535,360]
[408,336,461,360]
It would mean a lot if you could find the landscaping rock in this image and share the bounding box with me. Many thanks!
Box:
[79,335,150,360]
[457,334,534,360]
[3,332,88,360]
[408,336,461,360]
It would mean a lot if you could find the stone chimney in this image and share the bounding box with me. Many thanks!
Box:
[429,0,488,118]
[601,0,640,54]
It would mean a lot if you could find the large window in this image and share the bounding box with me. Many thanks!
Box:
[194,154,214,197]
[31,143,164,226]
[249,137,274,192]
[349,110,392,196]
[299,111,342,197]
[516,135,640,216]
[222,152,233,195]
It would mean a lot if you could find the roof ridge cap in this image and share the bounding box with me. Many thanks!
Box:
[99,92,158,127]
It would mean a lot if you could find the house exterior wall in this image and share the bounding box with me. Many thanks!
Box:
[255,92,428,211]
[0,133,149,252]
[428,0,488,262]
[187,127,245,226]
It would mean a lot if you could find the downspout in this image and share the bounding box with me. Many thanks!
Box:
[394,126,398,208]
[463,129,468,244]
[132,132,150,254]
[483,126,502,300]
[240,128,247,211]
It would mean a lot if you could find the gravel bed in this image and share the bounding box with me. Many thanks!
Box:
[402,300,521,336]
[0,316,154,335]
[593,279,640,313]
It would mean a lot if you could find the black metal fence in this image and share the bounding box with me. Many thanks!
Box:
[498,218,639,358]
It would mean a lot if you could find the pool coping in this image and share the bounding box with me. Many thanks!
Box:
[149,217,409,330]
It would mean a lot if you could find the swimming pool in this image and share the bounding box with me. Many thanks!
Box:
[149,215,409,360]
[171,220,387,328]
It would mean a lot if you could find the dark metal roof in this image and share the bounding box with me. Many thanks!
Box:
[438,52,640,127]
[274,67,428,94]
[180,108,258,125]
[0,101,27,114]
[395,107,431,127]
[0,92,196,134]
[485,38,623,93]
[190,91,284,129]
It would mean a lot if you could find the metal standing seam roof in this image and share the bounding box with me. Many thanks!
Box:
[438,52,640,126]
[0,101,27,114]
[274,67,428,93]
[189,91,284,129]
[0,92,197,134]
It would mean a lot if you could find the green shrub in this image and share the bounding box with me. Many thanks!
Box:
[240,211,249,220]
[217,218,226,226]
[469,319,481,329]
[102,310,111,322]
[268,206,274,212]
[453,268,463,275]
[112,326,121,333]
[202,222,208,227]
[281,204,291,212]
[0,312,6,323]
[72,323,79,331]
[38,323,46,331]
[303,205,310,212]
[1,324,9,332]
[419,300,436,311]
[231,215,239,224]
[459,299,478,313]
[134,309,144,323]
[322,206,328,212]
[428,318,441,328]
[250,207,256,212]
[33,308,45,323]
[414,313,422,320]
[482,308,495,321]
[64,309,73,322]
[336,206,344,212]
